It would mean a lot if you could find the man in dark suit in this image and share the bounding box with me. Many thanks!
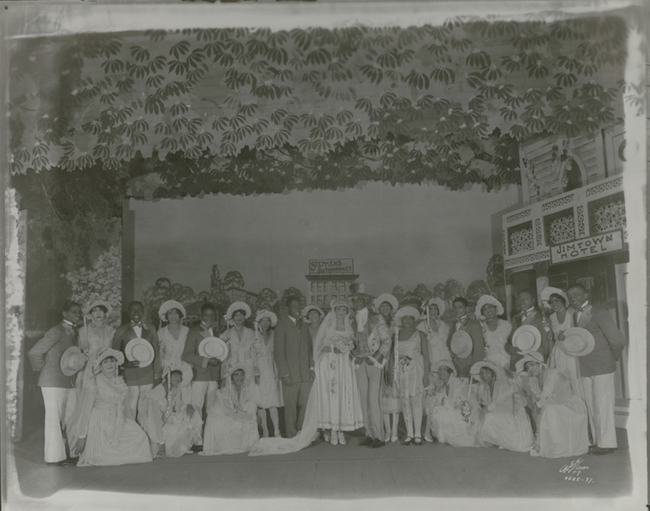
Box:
[112,301,161,425]
[507,290,552,371]
[274,296,314,437]
[27,300,83,465]
[567,282,626,455]
[182,302,221,438]
[447,297,484,378]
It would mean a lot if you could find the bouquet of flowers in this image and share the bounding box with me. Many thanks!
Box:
[332,334,355,354]
[460,400,472,422]
[399,355,412,368]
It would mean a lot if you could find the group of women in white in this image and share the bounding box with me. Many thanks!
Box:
[63,283,588,467]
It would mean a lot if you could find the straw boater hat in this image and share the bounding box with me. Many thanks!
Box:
[158,300,187,322]
[198,337,229,360]
[125,338,155,368]
[394,305,421,324]
[84,299,113,317]
[450,330,473,359]
[60,346,88,377]
[92,348,125,373]
[423,297,446,316]
[225,301,252,323]
[474,295,504,321]
[430,359,457,377]
[372,293,399,313]
[164,364,194,387]
[557,327,595,357]
[512,325,542,354]
[255,309,278,327]
[515,351,545,373]
[470,359,504,380]
[540,287,569,309]
[301,304,324,322]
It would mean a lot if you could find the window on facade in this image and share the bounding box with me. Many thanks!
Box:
[317,282,323,292]
[311,282,316,292]
[563,158,583,192]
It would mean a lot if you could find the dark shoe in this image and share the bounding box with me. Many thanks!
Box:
[191,445,203,453]
[589,447,616,455]
[48,457,77,467]
[370,438,385,448]
[413,437,423,446]
[402,437,413,446]
[359,436,373,447]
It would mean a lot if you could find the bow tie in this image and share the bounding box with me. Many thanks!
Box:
[132,322,142,328]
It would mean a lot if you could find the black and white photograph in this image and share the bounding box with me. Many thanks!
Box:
[2,1,647,510]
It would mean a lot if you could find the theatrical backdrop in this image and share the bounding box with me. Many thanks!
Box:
[3,1,646,507]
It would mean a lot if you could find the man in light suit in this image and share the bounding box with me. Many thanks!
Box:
[28,300,83,465]
[350,283,391,448]
[112,301,161,425]
[274,296,314,438]
[507,290,552,371]
[566,282,626,455]
[182,302,221,445]
[447,297,485,378]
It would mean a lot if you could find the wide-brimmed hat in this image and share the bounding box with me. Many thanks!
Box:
[373,293,399,313]
[423,297,446,316]
[60,346,88,377]
[92,348,125,373]
[558,327,595,357]
[164,363,194,387]
[512,325,542,354]
[540,287,568,309]
[301,305,324,323]
[470,359,504,379]
[255,309,278,327]
[515,351,545,373]
[430,359,457,376]
[125,338,155,368]
[225,301,252,322]
[198,336,229,361]
[450,330,473,359]
[349,282,368,297]
[475,295,504,320]
[330,298,351,311]
[158,300,187,322]
[395,306,421,324]
[84,299,113,317]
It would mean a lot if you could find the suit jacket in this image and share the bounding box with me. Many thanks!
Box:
[274,316,313,383]
[508,308,552,370]
[351,309,391,359]
[182,324,221,382]
[27,323,76,388]
[575,304,626,377]
[112,323,160,386]
[447,316,485,378]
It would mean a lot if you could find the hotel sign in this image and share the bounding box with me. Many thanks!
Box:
[550,230,624,264]
[309,259,354,275]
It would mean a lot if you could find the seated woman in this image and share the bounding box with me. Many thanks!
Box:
[516,352,588,458]
[424,360,479,447]
[74,348,153,467]
[201,367,260,455]
[472,360,534,453]
[145,366,202,458]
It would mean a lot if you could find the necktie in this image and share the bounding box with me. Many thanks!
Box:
[295,318,301,329]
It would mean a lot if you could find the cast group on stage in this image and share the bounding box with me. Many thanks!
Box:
[28,279,627,467]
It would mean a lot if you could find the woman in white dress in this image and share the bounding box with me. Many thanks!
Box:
[313,299,363,446]
[157,300,193,402]
[516,352,588,458]
[543,287,582,398]
[475,295,511,371]
[145,366,202,458]
[394,306,430,446]
[473,360,534,453]
[220,302,259,398]
[74,348,153,466]
[252,310,283,438]
[419,297,451,366]
[201,367,260,455]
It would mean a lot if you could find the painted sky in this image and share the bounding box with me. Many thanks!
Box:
[131,181,520,299]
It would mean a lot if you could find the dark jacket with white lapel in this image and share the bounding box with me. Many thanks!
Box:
[182,323,221,382]
[112,323,160,386]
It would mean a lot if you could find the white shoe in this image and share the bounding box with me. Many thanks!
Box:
[330,432,339,446]
[338,431,347,445]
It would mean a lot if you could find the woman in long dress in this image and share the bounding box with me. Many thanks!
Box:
[544,288,582,397]
[374,294,400,443]
[74,348,153,466]
[425,359,480,447]
[394,306,430,446]
[201,367,260,455]
[313,299,363,446]
[419,298,451,366]
[145,366,202,458]
[220,302,259,397]
[475,295,511,371]
[516,353,588,458]
[473,360,534,452]
[157,300,193,402]
[252,310,283,438]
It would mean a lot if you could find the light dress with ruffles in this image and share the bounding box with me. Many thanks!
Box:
[251,331,283,409]
[158,325,193,402]
[380,320,401,414]
[481,319,512,371]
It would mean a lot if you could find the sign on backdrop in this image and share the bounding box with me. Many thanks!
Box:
[550,230,624,264]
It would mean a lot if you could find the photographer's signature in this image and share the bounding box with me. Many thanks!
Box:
[559,458,593,484]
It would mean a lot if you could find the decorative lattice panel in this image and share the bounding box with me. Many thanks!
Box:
[544,208,575,245]
[508,221,534,255]
[588,192,626,235]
